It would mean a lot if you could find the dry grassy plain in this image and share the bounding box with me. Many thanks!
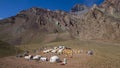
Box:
[0,39,120,68]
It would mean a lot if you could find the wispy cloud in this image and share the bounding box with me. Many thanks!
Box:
[0,18,2,20]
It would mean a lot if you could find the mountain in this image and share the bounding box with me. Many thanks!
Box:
[73,0,120,41]
[0,7,78,45]
[70,4,89,15]
[71,4,88,12]
[0,0,120,45]
[76,7,120,41]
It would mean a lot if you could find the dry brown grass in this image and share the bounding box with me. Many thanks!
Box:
[16,39,120,68]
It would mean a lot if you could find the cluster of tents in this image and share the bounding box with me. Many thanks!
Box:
[16,45,93,65]
[16,46,68,65]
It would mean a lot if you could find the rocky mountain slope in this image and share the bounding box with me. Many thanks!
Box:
[0,0,120,45]
[0,8,78,45]
[100,0,120,17]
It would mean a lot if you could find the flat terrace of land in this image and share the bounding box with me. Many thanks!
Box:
[0,40,120,68]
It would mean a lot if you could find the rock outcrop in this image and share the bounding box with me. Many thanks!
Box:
[100,0,120,17]
[71,4,88,12]
[70,4,89,15]
[76,8,120,41]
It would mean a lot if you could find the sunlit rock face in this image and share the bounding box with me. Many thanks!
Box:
[100,0,120,15]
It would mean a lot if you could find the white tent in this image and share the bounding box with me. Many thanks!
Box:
[50,56,60,63]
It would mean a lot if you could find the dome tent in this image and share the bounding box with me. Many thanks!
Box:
[50,56,60,63]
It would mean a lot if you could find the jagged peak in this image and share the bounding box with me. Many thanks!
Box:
[71,4,88,12]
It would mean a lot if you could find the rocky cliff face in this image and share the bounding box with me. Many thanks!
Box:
[100,0,120,17]
[0,0,120,45]
[74,0,120,41]
[76,8,120,41]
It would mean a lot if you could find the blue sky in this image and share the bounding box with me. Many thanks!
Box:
[0,0,104,18]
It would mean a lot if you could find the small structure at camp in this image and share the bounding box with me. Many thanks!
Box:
[63,58,67,64]
[33,55,41,60]
[40,57,48,61]
[24,55,33,60]
[50,56,60,63]
[87,50,93,55]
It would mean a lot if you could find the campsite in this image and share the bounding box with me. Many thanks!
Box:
[0,40,120,68]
